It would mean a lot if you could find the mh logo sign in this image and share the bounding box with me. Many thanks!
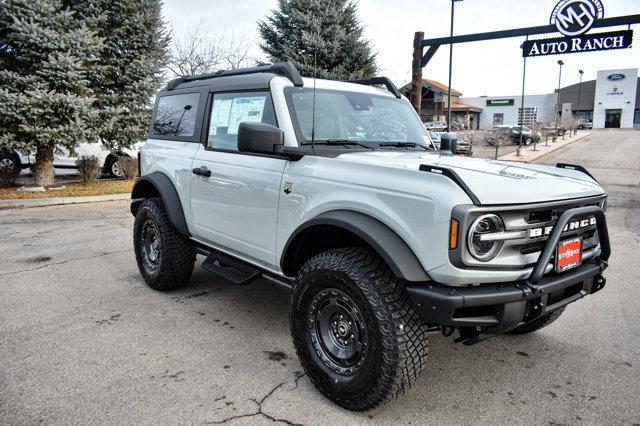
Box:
[550,0,604,36]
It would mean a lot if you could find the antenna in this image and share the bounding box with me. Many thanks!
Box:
[310,30,318,153]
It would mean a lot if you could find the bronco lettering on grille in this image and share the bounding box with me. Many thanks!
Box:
[529,216,596,238]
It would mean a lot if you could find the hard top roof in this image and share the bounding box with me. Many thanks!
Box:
[160,62,401,99]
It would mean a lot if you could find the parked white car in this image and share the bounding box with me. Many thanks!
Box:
[423,120,447,131]
[1,141,143,183]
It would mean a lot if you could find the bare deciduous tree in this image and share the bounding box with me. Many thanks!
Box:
[483,128,512,160]
[528,121,544,151]
[563,116,580,135]
[166,23,255,77]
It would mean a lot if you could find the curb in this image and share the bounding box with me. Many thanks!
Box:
[0,193,130,209]
[498,132,591,163]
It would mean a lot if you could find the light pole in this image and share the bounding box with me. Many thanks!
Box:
[554,60,564,141]
[517,36,528,156]
[446,0,463,131]
[576,69,584,123]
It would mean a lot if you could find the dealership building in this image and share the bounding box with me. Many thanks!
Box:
[460,68,639,129]
[402,68,639,130]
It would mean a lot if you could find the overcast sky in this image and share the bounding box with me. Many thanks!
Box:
[162,0,639,97]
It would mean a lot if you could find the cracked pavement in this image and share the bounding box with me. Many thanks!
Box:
[1,130,639,424]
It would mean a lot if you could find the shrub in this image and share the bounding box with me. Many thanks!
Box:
[76,155,102,183]
[118,156,138,180]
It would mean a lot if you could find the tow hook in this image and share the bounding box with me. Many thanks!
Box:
[592,275,606,294]
[597,259,609,271]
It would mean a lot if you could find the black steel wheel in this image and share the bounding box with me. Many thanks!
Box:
[290,247,429,411]
[308,288,368,376]
[133,198,195,291]
[140,219,161,273]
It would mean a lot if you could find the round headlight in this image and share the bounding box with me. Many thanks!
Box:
[467,214,505,261]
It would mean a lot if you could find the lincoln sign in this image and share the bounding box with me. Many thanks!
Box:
[522,29,633,57]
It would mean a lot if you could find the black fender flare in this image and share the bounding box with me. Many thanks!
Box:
[130,172,189,236]
[281,210,429,282]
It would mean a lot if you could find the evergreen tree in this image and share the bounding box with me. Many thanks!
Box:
[68,0,169,152]
[258,0,377,80]
[0,0,101,186]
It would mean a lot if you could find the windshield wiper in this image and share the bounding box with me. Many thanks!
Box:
[379,141,429,150]
[302,139,374,150]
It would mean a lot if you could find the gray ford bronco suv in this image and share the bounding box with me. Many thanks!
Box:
[131,63,610,411]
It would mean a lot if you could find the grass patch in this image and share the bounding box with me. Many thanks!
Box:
[0,180,134,199]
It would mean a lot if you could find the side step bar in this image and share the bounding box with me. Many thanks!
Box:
[195,244,293,289]
[201,251,262,285]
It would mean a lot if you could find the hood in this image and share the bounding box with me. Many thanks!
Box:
[336,150,604,205]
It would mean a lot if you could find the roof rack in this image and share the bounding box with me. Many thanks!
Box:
[347,77,402,98]
[164,62,304,91]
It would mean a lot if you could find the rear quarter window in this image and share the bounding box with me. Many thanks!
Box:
[152,93,200,137]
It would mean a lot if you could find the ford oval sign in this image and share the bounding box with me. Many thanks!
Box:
[608,73,626,81]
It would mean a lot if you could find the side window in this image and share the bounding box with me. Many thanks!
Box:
[152,93,200,137]
[207,92,276,150]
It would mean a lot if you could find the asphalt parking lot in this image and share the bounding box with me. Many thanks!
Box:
[1,130,639,425]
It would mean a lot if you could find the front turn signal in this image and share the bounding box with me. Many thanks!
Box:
[449,219,459,250]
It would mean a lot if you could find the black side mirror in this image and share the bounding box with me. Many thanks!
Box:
[237,122,284,154]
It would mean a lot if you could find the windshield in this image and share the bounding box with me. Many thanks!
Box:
[284,87,432,149]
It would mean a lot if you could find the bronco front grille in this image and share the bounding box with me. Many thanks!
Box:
[450,195,607,270]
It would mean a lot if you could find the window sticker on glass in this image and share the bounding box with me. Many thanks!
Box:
[210,98,233,136]
[227,96,267,134]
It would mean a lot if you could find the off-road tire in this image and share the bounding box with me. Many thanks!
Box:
[290,247,429,411]
[507,306,566,335]
[133,198,195,291]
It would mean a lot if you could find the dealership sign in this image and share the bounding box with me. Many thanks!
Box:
[486,99,514,106]
[550,0,604,36]
[522,0,633,57]
[607,73,625,80]
[523,29,633,57]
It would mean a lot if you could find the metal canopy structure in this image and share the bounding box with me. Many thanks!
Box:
[410,14,640,114]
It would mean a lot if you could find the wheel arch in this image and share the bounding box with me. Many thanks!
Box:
[280,210,429,282]
[131,172,189,236]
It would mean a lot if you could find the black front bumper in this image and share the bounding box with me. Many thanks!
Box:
[406,205,610,343]
[406,261,606,332]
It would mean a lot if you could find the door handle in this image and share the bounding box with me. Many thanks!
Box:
[192,166,211,177]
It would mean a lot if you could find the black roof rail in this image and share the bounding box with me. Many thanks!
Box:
[419,164,481,205]
[347,77,402,98]
[556,163,599,183]
[164,62,304,91]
